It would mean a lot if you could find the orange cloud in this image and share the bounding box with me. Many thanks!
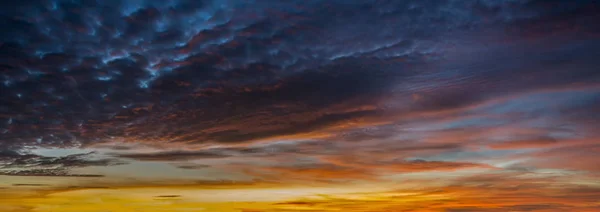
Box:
[488,137,560,150]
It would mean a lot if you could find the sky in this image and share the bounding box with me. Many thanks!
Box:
[0,0,599,211]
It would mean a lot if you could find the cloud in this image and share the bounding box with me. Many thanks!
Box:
[154,195,181,198]
[0,150,123,177]
[253,163,374,182]
[526,144,600,172]
[488,136,559,150]
[0,1,599,211]
[0,0,596,151]
[1,169,104,177]
[12,184,49,187]
[175,164,211,170]
[240,158,492,183]
[258,171,600,212]
[378,159,494,172]
[0,151,124,169]
[115,150,230,161]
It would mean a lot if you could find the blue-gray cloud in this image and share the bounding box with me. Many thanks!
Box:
[0,0,598,154]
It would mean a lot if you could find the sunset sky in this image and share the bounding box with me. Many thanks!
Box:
[1,0,599,211]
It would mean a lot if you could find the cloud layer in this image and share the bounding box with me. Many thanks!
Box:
[1,0,599,211]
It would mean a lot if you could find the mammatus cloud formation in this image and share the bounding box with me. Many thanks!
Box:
[1,0,599,211]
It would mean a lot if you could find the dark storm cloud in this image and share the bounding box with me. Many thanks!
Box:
[0,0,598,154]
